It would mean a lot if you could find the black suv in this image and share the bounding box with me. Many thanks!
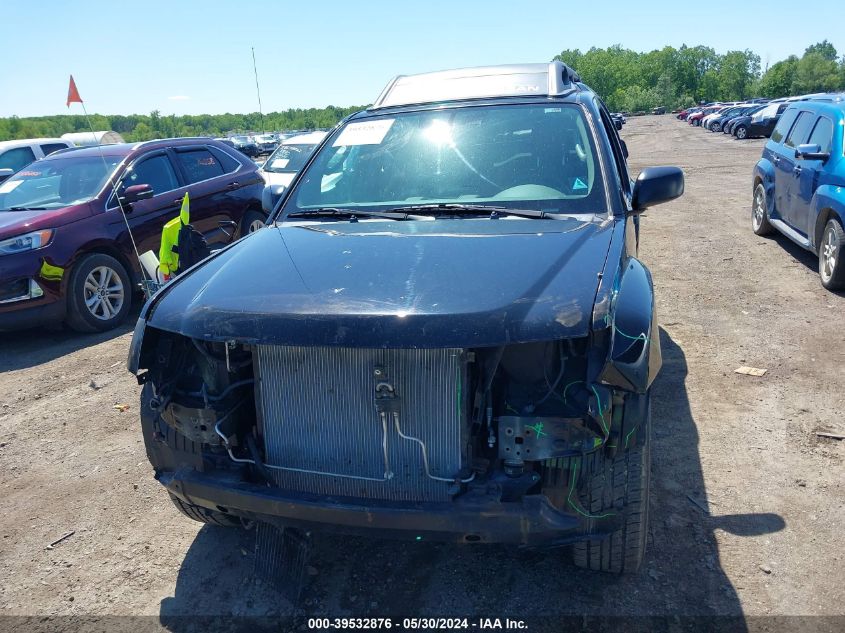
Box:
[129,63,684,573]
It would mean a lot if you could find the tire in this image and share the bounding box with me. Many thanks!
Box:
[752,183,775,236]
[572,400,651,574]
[66,253,132,332]
[168,492,242,527]
[709,122,721,132]
[819,218,845,290]
[735,125,748,140]
[240,209,267,236]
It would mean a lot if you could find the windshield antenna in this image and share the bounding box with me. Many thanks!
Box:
[251,47,265,134]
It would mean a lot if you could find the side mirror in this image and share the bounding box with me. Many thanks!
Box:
[120,183,154,204]
[631,166,684,212]
[614,119,623,131]
[0,168,14,184]
[795,143,829,162]
[620,139,629,159]
[262,184,286,214]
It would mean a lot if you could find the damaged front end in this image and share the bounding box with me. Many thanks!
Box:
[129,282,658,546]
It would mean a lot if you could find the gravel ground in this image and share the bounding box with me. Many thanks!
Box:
[0,115,843,626]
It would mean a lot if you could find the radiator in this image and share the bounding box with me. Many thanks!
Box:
[254,346,465,502]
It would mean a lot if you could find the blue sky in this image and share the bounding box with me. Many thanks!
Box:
[1,0,842,117]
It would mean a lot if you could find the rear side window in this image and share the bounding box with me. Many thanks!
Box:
[40,143,70,157]
[127,153,179,195]
[0,146,36,172]
[208,146,241,174]
[807,117,833,154]
[175,148,225,184]
[784,112,814,149]
[771,109,799,144]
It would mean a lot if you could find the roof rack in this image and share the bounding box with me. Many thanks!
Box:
[371,61,582,110]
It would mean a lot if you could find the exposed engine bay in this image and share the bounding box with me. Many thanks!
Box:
[135,326,634,511]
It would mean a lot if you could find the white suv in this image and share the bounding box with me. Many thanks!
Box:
[0,138,75,183]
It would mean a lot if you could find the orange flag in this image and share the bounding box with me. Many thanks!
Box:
[66,75,83,108]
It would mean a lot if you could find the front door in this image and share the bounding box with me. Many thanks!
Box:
[776,110,814,226]
[791,116,833,238]
[117,151,187,257]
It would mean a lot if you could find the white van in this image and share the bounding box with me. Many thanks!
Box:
[0,138,75,183]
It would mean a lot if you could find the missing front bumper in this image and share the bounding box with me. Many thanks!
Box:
[161,468,623,546]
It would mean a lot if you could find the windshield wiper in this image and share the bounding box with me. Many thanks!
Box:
[287,207,411,221]
[7,207,47,211]
[385,203,549,219]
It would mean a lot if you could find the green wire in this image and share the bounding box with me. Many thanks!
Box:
[561,380,586,402]
[590,386,609,436]
[613,325,650,343]
[624,424,639,448]
[567,458,615,519]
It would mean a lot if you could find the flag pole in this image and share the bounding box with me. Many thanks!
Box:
[68,76,150,287]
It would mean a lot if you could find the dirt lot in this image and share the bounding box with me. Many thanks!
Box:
[1,115,843,625]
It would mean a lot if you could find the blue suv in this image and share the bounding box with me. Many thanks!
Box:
[752,99,845,290]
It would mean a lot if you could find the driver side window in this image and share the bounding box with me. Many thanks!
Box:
[127,154,179,197]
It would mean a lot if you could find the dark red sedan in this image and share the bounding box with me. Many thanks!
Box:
[0,138,265,332]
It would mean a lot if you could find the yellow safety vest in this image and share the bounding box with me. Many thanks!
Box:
[158,193,190,277]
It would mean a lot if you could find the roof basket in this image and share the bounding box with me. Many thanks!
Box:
[371,62,583,110]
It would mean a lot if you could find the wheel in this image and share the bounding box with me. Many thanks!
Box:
[66,253,132,332]
[240,209,266,236]
[710,122,721,132]
[819,219,845,290]
[735,125,748,140]
[168,492,242,527]
[752,183,774,236]
[572,398,651,574]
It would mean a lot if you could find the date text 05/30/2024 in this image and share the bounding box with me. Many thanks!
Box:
[307,618,528,630]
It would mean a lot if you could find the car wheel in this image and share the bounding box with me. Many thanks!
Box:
[573,397,651,574]
[736,125,748,140]
[752,183,774,236]
[819,219,845,290]
[168,493,243,527]
[710,122,721,132]
[241,209,267,236]
[66,253,132,332]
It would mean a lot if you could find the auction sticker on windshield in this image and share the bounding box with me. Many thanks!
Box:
[333,119,395,146]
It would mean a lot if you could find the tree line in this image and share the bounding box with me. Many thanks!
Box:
[1,41,843,142]
[554,40,845,113]
[0,105,365,143]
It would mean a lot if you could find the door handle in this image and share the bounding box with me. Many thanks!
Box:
[173,198,183,205]
[793,166,802,175]
[773,156,780,165]
[227,181,240,191]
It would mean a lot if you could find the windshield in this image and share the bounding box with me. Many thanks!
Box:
[283,104,608,218]
[0,155,122,211]
[231,136,250,144]
[263,144,318,173]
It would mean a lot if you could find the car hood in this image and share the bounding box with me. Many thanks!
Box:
[0,203,93,240]
[146,216,615,347]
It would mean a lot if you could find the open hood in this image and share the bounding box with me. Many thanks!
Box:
[145,217,616,348]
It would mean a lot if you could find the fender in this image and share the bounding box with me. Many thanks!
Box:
[809,185,845,252]
[597,257,661,393]
[753,159,777,217]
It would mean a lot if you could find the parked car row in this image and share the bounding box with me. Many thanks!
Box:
[679,94,843,140]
